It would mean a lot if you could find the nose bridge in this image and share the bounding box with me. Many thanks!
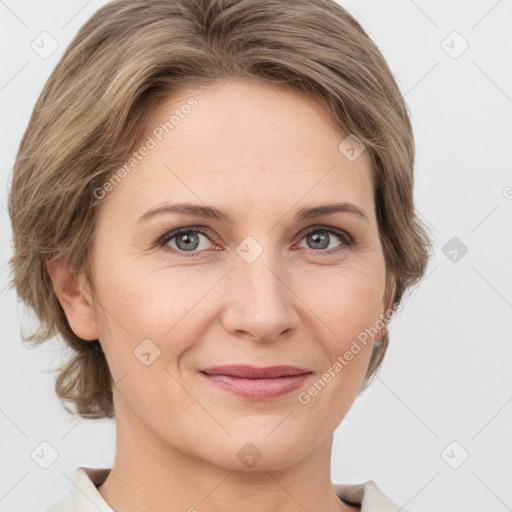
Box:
[242,249,285,305]
[221,242,298,341]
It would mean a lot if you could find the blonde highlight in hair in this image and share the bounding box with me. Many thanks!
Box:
[8,0,434,419]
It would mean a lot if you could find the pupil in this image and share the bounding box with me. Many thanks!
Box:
[309,231,328,249]
[177,232,199,250]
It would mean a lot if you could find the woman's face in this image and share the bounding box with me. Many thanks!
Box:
[83,80,391,470]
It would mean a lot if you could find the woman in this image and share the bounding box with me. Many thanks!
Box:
[8,0,433,510]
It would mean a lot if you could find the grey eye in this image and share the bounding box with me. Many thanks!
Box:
[164,229,212,252]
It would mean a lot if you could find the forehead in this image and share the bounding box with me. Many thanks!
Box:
[99,80,375,224]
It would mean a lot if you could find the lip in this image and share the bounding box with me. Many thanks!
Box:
[201,365,312,378]
[200,365,313,400]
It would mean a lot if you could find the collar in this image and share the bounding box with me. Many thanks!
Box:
[59,467,408,512]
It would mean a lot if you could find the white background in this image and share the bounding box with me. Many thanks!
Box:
[1,1,511,511]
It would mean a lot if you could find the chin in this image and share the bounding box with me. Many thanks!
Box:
[208,435,307,472]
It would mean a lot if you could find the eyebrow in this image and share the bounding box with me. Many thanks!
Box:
[137,202,369,225]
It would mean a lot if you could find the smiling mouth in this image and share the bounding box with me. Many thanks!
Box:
[199,365,312,400]
[200,364,312,379]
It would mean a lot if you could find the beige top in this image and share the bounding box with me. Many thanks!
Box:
[45,467,413,511]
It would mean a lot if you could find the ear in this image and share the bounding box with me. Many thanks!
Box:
[45,256,99,341]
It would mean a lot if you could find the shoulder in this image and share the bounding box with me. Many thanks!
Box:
[45,467,112,512]
[45,493,73,512]
[333,480,425,511]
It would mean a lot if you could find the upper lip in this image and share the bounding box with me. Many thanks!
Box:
[201,365,312,379]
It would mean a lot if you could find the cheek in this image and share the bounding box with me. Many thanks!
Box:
[298,263,385,345]
[292,265,383,403]
[90,252,214,368]
[295,272,380,428]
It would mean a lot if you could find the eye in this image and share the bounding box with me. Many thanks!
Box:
[294,226,354,254]
[156,225,354,257]
[157,227,216,257]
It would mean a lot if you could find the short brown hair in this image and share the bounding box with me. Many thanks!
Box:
[8,0,434,419]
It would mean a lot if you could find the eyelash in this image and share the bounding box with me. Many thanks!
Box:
[156,225,355,258]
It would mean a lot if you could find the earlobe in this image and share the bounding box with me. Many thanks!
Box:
[45,256,99,341]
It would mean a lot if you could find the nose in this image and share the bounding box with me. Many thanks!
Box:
[220,249,300,343]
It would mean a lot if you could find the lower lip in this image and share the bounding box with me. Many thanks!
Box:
[201,372,311,400]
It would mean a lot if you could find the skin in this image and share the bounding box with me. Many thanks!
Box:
[47,80,394,512]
